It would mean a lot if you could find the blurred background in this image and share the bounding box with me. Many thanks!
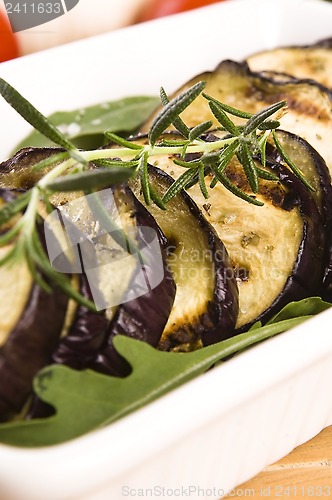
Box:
[0,0,225,62]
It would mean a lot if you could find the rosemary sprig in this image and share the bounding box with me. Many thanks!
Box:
[0,78,83,163]
[0,77,312,308]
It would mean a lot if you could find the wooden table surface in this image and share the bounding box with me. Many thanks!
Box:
[224,424,332,498]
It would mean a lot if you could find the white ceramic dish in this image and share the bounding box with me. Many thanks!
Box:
[1,0,332,498]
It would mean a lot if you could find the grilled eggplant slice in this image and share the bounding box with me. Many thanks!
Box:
[266,130,332,290]
[0,191,70,421]
[56,183,176,371]
[89,185,176,373]
[141,59,332,180]
[0,147,59,189]
[246,38,332,90]
[130,166,239,350]
[131,132,327,330]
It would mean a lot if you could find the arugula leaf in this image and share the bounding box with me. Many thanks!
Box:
[0,301,326,448]
[13,96,160,151]
[266,296,331,323]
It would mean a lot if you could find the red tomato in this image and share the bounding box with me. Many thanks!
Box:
[0,10,19,62]
[137,0,226,22]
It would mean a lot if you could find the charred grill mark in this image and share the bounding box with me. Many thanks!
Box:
[246,79,331,120]
[224,163,289,208]
[258,183,287,207]
[277,93,330,120]
[240,68,332,121]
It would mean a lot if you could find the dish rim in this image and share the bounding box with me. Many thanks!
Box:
[0,0,332,497]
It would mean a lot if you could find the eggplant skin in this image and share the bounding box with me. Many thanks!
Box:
[51,276,108,370]
[0,279,69,421]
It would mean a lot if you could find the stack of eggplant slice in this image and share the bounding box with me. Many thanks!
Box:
[1,37,332,422]
[0,145,239,420]
[139,38,332,329]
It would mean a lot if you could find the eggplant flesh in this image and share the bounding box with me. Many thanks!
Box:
[246,38,332,90]
[132,133,326,330]
[0,232,33,348]
[130,166,239,349]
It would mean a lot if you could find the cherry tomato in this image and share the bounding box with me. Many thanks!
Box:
[137,0,226,22]
[0,10,19,62]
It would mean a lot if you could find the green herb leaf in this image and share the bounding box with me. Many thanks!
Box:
[160,86,191,138]
[202,94,253,119]
[173,157,201,168]
[46,167,135,193]
[208,101,240,136]
[237,143,259,193]
[0,191,31,225]
[244,101,286,135]
[31,152,70,172]
[258,120,280,131]
[255,166,279,181]
[139,152,151,205]
[162,167,199,203]
[210,140,239,188]
[149,184,166,210]
[198,166,209,199]
[149,81,206,146]
[188,121,213,141]
[258,132,269,168]
[104,132,145,150]
[0,221,23,247]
